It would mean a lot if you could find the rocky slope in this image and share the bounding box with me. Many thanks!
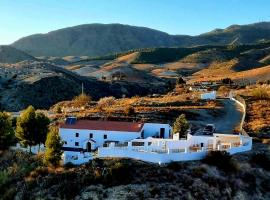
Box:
[0,60,170,111]
[0,45,36,63]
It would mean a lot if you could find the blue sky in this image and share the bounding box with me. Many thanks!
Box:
[0,0,270,44]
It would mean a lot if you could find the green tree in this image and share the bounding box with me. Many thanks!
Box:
[176,77,186,85]
[173,114,189,139]
[0,112,15,150]
[44,126,63,166]
[15,106,37,152]
[35,112,50,152]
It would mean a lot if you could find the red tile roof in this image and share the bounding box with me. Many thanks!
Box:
[60,120,144,132]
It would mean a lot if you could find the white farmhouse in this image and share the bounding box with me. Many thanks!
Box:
[201,91,217,100]
[59,117,172,164]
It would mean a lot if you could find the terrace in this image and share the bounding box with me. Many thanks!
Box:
[98,133,252,164]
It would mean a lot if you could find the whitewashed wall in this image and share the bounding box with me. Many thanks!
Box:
[60,128,141,150]
[63,151,92,165]
[143,123,171,138]
[201,91,216,100]
[98,148,208,164]
[98,135,252,164]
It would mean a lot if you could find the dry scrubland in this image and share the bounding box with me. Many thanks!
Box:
[1,142,270,200]
[237,85,270,135]
[51,89,219,125]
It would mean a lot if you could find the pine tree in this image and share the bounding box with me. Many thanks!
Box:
[35,112,50,152]
[15,106,37,152]
[0,112,15,150]
[173,114,189,139]
[44,126,63,166]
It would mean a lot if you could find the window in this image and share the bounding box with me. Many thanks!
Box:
[132,142,144,146]
[75,133,79,137]
[104,134,107,139]
[89,133,93,138]
[75,142,79,146]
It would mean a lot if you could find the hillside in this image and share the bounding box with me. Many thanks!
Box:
[12,24,180,57]
[0,60,171,111]
[61,41,270,85]
[12,22,270,57]
[0,45,36,63]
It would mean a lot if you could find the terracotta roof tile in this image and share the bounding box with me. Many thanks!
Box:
[60,120,144,132]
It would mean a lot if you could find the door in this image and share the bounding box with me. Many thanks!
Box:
[87,142,92,152]
[160,128,165,138]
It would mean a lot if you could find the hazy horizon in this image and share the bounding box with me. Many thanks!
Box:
[0,0,270,45]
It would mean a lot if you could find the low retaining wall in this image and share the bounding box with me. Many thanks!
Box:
[231,96,246,133]
[98,148,208,164]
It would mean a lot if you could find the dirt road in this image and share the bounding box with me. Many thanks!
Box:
[191,99,244,135]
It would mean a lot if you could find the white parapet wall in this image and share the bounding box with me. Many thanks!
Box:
[98,147,208,164]
[98,135,252,164]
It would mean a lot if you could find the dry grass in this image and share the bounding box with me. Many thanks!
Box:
[238,85,270,133]
[189,62,270,84]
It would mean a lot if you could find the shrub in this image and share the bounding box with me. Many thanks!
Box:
[72,93,92,108]
[124,106,135,116]
[250,153,270,171]
[101,160,132,185]
[166,162,185,170]
[192,166,207,177]
[203,151,239,173]
[56,106,62,114]
[251,88,269,100]
[0,170,9,188]
[97,96,115,110]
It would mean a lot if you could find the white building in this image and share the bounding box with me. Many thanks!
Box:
[99,133,252,164]
[59,117,172,164]
[201,91,216,100]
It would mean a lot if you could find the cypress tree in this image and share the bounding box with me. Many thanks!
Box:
[44,126,63,166]
[173,114,189,139]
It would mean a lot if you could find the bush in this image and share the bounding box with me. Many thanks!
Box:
[252,88,269,100]
[0,170,9,188]
[124,106,135,116]
[192,166,207,177]
[250,153,270,171]
[203,151,239,173]
[97,96,115,110]
[167,162,185,170]
[72,93,92,108]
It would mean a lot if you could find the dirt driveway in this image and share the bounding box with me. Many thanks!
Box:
[190,99,243,135]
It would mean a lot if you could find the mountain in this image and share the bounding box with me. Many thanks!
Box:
[12,22,270,57]
[12,24,180,57]
[196,22,270,45]
[0,45,36,63]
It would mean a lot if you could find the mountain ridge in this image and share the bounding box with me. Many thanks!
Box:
[12,22,270,57]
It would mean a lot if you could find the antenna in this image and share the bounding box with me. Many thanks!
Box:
[81,83,84,95]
